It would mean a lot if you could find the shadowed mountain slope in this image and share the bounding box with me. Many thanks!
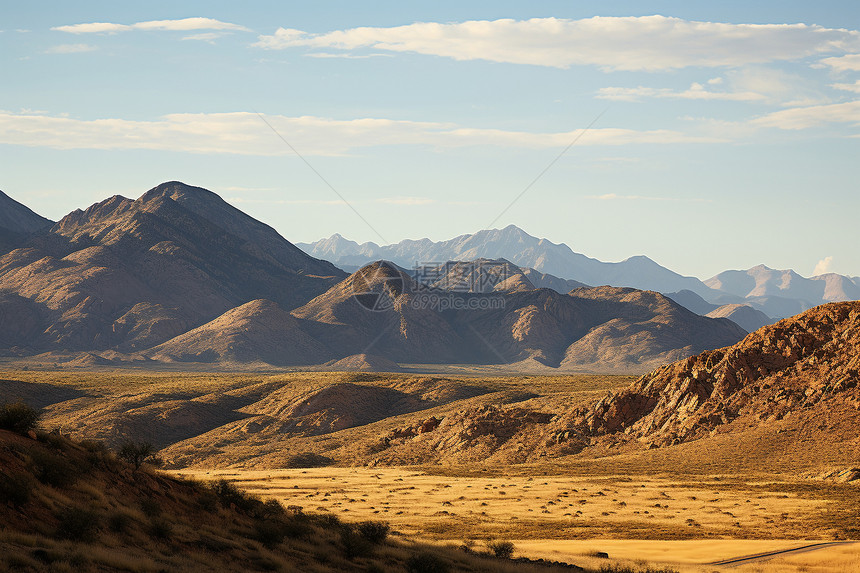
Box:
[0,182,345,353]
[291,262,746,371]
[0,189,53,255]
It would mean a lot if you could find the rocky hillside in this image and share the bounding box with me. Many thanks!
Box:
[1,423,586,572]
[553,301,860,447]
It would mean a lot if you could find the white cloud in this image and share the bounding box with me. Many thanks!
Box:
[598,68,826,105]
[819,54,860,71]
[813,256,834,275]
[253,16,860,71]
[753,100,860,129]
[832,80,860,93]
[0,110,720,156]
[43,43,98,54]
[376,197,435,205]
[596,82,765,102]
[53,17,249,34]
[182,32,226,42]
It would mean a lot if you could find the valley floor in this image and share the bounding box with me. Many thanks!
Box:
[172,467,860,572]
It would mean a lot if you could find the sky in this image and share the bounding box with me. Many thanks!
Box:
[1,1,858,280]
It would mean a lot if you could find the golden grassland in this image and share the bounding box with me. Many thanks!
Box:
[3,368,860,571]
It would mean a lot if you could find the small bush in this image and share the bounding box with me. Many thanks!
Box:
[0,402,40,434]
[108,511,134,533]
[357,521,390,544]
[405,552,449,573]
[340,527,374,559]
[118,441,159,470]
[30,450,78,488]
[487,540,515,559]
[56,506,100,541]
[0,472,34,506]
[147,517,173,540]
[211,479,261,513]
[140,498,162,517]
[281,518,313,540]
[254,520,286,548]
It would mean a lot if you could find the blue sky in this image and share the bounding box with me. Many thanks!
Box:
[1,1,858,279]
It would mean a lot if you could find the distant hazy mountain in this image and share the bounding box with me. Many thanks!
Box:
[299,225,716,297]
[705,304,772,333]
[301,229,860,320]
[0,189,53,254]
[705,265,860,311]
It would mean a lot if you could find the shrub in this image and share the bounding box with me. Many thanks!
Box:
[30,450,78,488]
[405,552,449,573]
[140,498,162,517]
[56,507,100,541]
[357,521,390,544]
[487,540,515,559]
[0,402,40,434]
[254,520,286,548]
[0,472,34,506]
[211,479,260,513]
[107,511,134,533]
[118,441,159,470]
[147,517,173,540]
[340,527,374,559]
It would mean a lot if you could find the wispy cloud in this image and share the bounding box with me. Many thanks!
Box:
[597,83,765,102]
[598,68,828,106]
[753,100,860,129]
[376,196,435,205]
[228,197,346,206]
[254,16,860,71]
[819,53,860,71]
[831,80,860,93]
[53,17,249,34]
[587,193,711,203]
[43,43,98,54]
[0,110,720,156]
[305,52,393,60]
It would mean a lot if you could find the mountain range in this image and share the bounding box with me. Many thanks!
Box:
[299,228,860,319]
[0,182,748,372]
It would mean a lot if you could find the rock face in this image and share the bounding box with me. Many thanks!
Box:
[554,301,860,447]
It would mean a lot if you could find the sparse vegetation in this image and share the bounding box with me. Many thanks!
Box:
[56,506,100,541]
[358,520,390,544]
[488,540,516,559]
[118,440,160,469]
[406,552,450,573]
[0,401,40,434]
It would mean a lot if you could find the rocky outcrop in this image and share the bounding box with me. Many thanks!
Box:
[553,301,860,447]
